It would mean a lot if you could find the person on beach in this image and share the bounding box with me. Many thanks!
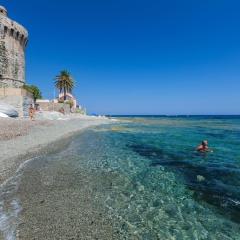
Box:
[29,104,35,121]
[196,140,212,152]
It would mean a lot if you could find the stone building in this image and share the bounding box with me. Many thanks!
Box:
[58,92,77,108]
[0,5,33,117]
[0,5,28,87]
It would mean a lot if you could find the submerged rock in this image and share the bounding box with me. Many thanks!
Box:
[0,102,18,117]
[197,175,205,182]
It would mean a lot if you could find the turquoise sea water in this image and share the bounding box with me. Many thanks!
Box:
[1,116,240,239]
[90,116,240,239]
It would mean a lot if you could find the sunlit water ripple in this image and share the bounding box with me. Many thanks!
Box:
[0,116,240,239]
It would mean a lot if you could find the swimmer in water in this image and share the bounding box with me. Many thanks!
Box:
[196,140,213,152]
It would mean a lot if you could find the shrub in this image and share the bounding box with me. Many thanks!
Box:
[65,100,74,108]
[23,84,42,101]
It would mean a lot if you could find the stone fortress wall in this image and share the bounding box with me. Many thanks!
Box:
[0,88,33,117]
[0,6,33,117]
[0,6,28,88]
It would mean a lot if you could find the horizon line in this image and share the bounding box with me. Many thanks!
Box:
[105,114,240,116]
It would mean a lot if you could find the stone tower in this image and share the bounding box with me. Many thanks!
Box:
[0,5,28,88]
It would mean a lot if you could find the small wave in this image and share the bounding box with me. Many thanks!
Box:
[0,157,38,240]
[0,199,21,240]
[228,198,240,206]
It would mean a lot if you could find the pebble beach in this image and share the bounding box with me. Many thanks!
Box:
[0,115,113,185]
[0,115,120,240]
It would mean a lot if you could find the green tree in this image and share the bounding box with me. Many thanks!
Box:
[55,70,74,101]
[23,84,42,101]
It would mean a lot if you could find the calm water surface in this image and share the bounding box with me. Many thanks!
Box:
[1,116,240,239]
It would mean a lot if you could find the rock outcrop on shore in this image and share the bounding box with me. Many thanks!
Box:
[0,102,19,117]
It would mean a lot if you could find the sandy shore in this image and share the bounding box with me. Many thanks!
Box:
[0,115,113,185]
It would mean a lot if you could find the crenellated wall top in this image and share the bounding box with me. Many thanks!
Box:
[0,6,28,45]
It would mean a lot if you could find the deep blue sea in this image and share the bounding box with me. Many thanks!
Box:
[1,116,240,239]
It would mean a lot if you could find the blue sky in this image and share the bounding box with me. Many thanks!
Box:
[1,0,240,115]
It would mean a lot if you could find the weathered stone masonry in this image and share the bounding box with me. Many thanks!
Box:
[0,6,33,117]
[0,6,28,88]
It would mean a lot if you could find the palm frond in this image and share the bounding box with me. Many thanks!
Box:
[54,70,75,98]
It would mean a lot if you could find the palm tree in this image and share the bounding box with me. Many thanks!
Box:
[55,70,74,101]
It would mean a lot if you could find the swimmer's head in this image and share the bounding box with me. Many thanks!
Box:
[202,140,208,146]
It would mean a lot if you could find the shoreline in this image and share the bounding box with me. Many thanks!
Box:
[0,116,239,239]
[0,115,114,185]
